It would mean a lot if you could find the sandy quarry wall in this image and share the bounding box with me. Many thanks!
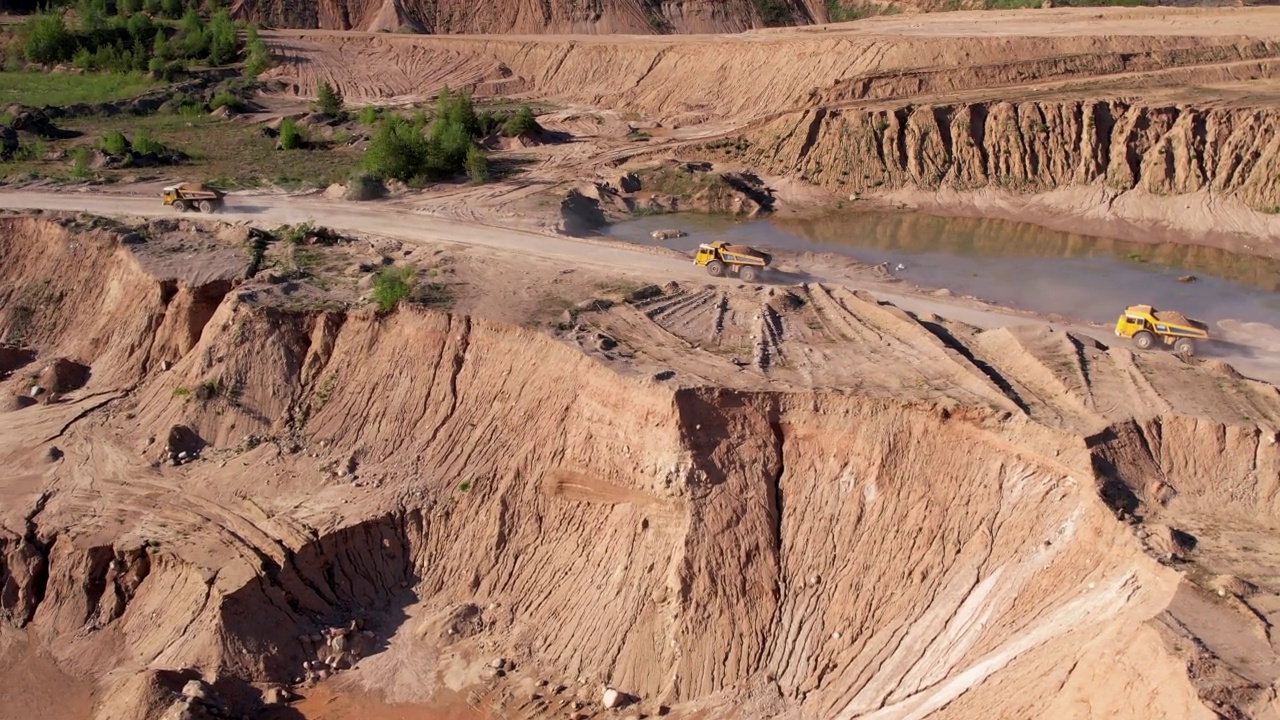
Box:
[3,297,1188,717]
[232,0,816,33]
[2,217,1277,719]
[265,30,1280,119]
[737,100,1280,240]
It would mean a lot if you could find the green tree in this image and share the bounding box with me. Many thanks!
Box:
[362,115,430,182]
[465,144,488,184]
[22,14,75,65]
[119,0,144,14]
[151,29,171,60]
[125,11,154,43]
[243,24,270,76]
[206,10,237,65]
[77,0,108,33]
[315,80,343,116]
[143,0,162,13]
[502,105,538,137]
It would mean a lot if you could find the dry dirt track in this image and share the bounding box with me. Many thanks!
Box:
[1,189,1277,385]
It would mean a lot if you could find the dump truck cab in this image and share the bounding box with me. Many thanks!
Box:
[162,182,225,213]
[693,240,772,282]
[1115,304,1209,356]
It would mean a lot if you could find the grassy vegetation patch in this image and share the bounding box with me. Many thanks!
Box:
[372,265,415,313]
[825,0,901,21]
[0,69,160,106]
[1,112,360,187]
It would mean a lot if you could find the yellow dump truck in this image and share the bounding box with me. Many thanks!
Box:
[693,240,772,282]
[162,182,225,213]
[1114,304,1209,356]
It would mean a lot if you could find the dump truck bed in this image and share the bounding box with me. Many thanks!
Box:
[1153,310,1209,333]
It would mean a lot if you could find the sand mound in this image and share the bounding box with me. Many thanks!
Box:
[1,217,1279,720]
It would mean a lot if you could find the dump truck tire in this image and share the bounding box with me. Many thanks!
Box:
[739,265,758,282]
[198,200,213,213]
[172,200,187,212]
[706,260,725,277]
[1174,338,1195,356]
[1133,330,1155,350]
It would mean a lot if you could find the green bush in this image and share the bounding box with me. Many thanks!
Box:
[98,130,130,155]
[209,90,241,111]
[345,172,384,201]
[70,146,92,178]
[502,105,539,137]
[357,105,378,126]
[22,14,75,65]
[361,88,490,184]
[277,117,303,150]
[362,115,430,182]
[132,129,168,155]
[316,80,343,116]
[371,266,414,313]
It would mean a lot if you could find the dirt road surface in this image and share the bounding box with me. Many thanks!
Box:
[1,189,1275,384]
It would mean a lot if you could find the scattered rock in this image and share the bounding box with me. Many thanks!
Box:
[29,385,44,397]
[1211,574,1259,598]
[609,172,641,193]
[181,679,211,701]
[1148,524,1197,561]
[263,686,294,705]
[490,657,508,670]
[595,334,618,352]
[602,687,635,709]
[575,298,614,312]
[650,229,687,240]
[39,358,90,393]
[1178,274,1197,283]
[2,395,37,411]
[653,370,675,382]
[1146,480,1176,506]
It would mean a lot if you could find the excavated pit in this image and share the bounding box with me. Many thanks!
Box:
[1,216,1279,720]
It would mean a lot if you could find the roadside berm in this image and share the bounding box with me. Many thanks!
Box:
[2,214,1280,720]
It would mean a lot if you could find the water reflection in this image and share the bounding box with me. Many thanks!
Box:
[608,211,1280,328]
[776,212,1280,293]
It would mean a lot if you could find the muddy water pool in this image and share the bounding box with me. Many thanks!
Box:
[607,212,1280,332]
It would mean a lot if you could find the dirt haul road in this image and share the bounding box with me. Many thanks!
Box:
[1,189,1276,384]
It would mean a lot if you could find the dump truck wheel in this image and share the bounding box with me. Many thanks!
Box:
[706,260,725,277]
[172,200,187,212]
[198,200,213,213]
[1132,331,1155,350]
[739,265,758,283]
[1174,338,1195,357]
